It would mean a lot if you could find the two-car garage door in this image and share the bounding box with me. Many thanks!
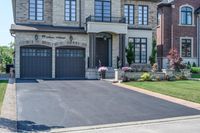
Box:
[20,46,85,79]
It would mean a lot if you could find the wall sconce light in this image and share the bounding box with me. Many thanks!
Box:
[69,35,73,42]
[35,34,38,41]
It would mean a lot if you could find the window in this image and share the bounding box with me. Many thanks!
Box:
[95,0,111,22]
[138,5,148,25]
[181,39,192,57]
[65,0,76,21]
[124,5,134,24]
[129,38,147,63]
[29,0,44,21]
[181,6,193,25]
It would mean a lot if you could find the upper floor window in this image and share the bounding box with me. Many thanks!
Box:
[138,5,148,25]
[29,0,44,21]
[181,6,193,25]
[95,0,111,22]
[181,38,192,57]
[65,0,76,21]
[124,5,134,24]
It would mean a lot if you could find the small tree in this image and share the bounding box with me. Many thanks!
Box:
[149,39,157,66]
[167,48,185,71]
[125,42,135,66]
[0,44,14,72]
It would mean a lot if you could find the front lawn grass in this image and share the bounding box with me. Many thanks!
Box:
[0,80,8,110]
[125,80,200,104]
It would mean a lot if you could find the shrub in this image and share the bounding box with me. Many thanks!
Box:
[152,63,158,72]
[140,73,152,81]
[125,42,135,66]
[165,75,176,81]
[192,62,197,67]
[167,49,185,71]
[122,67,132,72]
[187,62,191,69]
[149,39,157,66]
[191,67,200,74]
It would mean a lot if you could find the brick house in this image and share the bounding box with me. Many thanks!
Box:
[157,0,200,69]
[10,0,159,79]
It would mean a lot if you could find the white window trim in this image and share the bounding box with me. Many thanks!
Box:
[180,37,194,58]
[179,4,195,26]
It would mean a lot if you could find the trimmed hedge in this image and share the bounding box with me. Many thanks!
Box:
[191,67,200,74]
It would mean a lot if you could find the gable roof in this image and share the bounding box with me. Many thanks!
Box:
[158,0,173,7]
[195,7,200,14]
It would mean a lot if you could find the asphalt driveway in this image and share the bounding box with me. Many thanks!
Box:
[16,80,200,132]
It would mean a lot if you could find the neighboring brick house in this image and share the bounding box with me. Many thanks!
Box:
[157,0,200,69]
[10,0,159,79]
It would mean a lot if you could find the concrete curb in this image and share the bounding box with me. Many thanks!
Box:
[114,83,200,111]
[50,115,200,133]
[0,78,17,132]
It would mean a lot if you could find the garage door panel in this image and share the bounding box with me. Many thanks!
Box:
[20,47,52,79]
[56,48,85,79]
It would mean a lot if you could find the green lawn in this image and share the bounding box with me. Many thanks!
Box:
[0,80,8,110]
[125,81,200,103]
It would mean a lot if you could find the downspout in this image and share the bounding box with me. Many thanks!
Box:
[197,14,200,66]
[79,0,82,27]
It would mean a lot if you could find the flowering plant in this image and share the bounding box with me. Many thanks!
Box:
[98,66,108,73]
[122,67,132,72]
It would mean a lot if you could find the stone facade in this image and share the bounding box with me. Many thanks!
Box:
[15,0,52,25]
[14,32,89,78]
[11,0,159,79]
[121,0,158,31]
[157,0,200,68]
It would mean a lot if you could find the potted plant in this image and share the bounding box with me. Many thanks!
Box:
[98,66,108,79]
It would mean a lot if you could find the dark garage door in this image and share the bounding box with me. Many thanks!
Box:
[20,46,52,79]
[56,47,85,79]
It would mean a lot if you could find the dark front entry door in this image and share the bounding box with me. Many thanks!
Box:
[20,46,52,79]
[56,47,85,79]
[96,38,109,67]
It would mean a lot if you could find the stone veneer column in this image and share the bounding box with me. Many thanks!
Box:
[119,34,126,67]
[89,33,96,68]
[15,45,20,78]
[52,46,56,78]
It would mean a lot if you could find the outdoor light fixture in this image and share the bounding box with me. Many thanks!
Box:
[35,34,38,41]
[69,35,73,42]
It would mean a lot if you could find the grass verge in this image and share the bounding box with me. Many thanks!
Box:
[0,80,8,111]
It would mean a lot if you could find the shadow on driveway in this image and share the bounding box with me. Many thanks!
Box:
[0,117,63,132]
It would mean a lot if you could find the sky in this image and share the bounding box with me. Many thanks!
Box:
[0,0,14,46]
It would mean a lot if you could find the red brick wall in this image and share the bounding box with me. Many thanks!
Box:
[157,0,200,68]
[172,0,199,57]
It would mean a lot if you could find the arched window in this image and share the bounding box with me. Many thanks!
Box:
[181,6,193,25]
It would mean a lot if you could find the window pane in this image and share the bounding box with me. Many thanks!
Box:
[181,39,192,57]
[181,6,193,25]
[65,0,76,21]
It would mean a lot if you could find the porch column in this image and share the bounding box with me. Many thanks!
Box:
[119,34,126,67]
[89,33,96,68]
[52,46,56,78]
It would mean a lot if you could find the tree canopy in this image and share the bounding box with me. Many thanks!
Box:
[0,42,14,72]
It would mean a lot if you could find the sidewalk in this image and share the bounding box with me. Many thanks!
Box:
[0,78,17,132]
[51,115,200,133]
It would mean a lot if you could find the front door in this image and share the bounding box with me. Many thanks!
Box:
[96,38,109,67]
